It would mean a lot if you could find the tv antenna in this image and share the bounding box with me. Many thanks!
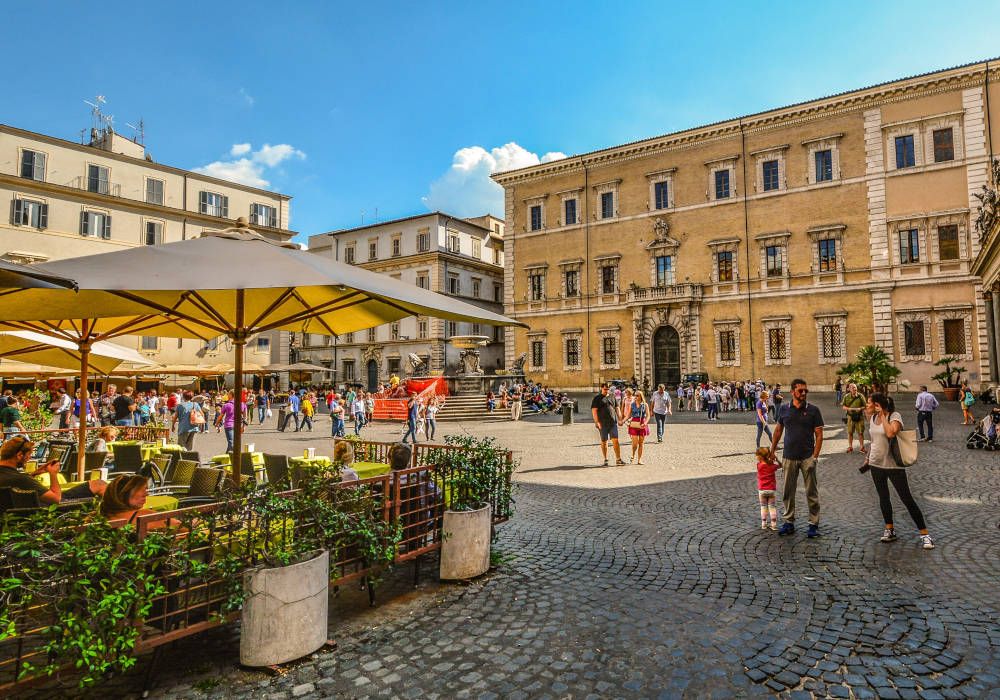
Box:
[83,95,114,134]
[125,118,145,145]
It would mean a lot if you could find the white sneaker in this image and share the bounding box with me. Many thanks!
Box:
[880,528,897,542]
[920,534,935,550]
[761,522,768,530]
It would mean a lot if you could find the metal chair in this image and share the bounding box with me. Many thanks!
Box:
[151,455,172,480]
[84,451,108,471]
[0,487,41,512]
[180,450,200,464]
[177,467,224,507]
[263,453,290,488]
[149,459,198,495]
[236,452,257,484]
[112,443,144,474]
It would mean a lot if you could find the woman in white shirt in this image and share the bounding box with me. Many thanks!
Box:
[865,393,934,549]
[425,397,440,441]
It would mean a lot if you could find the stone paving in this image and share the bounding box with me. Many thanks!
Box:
[13,393,1000,698]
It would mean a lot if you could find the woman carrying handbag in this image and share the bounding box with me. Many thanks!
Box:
[627,390,651,465]
[861,392,935,549]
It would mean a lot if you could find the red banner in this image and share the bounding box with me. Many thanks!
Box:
[404,377,449,397]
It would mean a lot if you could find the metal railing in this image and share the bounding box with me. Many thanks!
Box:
[66,175,122,198]
[20,425,171,445]
[625,282,703,302]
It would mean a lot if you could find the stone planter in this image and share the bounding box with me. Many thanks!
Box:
[240,549,329,667]
[943,387,960,401]
[440,504,491,580]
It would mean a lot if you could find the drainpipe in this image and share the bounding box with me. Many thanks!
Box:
[583,158,592,389]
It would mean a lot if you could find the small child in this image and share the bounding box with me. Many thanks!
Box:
[755,447,781,531]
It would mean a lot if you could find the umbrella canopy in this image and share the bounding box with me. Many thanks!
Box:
[0,331,155,374]
[0,259,77,290]
[0,361,77,377]
[1,227,524,338]
[0,220,526,482]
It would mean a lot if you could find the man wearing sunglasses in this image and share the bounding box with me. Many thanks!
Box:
[0,436,63,505]
[768,378,824,538]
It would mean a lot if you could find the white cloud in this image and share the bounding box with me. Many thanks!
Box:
[194,142,307,188]
[239,88,255,107]
[423,142,566,217]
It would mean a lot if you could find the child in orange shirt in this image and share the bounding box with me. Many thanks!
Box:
[755,446,781,530]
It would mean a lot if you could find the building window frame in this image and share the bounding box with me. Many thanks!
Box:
[814,312,847,365]
[528,334,547,372]
[368,238,378,261]
[598,325,620,370]
[706,157,738,201]
[561,329,583,371]
[755,231,790,287]
[11,197,48,229]
[593,180,620,220]
[20,149,47,181]
[86,163,111,195]
[417,229,430,252]
[802,134,843,185]
[199,190,229,218]
[342,359,355,381]
[936,308,974,361]
[528,200,544,231]
[391,235,402,257]
[344,244,355,264]
[528,271,545,301]
[646,169,676,211]
[761,316,792,366]
[806,224,846,281]
[752,146,787,194]
[471,238,481,259]
[145,177,164,205]
[140,336,158,352]
[707,238,740,286]
[713,319,741,367]
[80,209,112,239]
[250,203,277,228]
[896,311,932,363]
[143,218,163,246]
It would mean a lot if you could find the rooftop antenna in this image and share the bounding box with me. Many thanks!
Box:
[360,209,366,225]
[83,95,114,137]
[374,207,378,224]
[125,118,145,145]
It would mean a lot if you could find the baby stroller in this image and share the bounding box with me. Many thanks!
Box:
[967,408,1000,449]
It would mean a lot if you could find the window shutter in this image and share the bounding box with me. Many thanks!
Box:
[12,198,23,225]
[221,196,229,218]
[103,215,112,239]
[81,211,89,236]
[39,203,48,229]
[36,153,46,181]
[199,191,207,213]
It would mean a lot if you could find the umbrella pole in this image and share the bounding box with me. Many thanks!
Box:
[231,289,245,486]
[76,324,91,482]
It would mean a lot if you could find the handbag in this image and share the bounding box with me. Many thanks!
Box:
[889,429,918,467]
[628,419,644,430]
[189,403,206,426]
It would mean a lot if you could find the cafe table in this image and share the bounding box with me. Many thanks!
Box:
[209,452,265,468]
[32,474,178,512]
[351,461,391,480]
[287,455,332,469]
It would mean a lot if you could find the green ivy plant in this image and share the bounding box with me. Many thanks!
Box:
[425,435,516,516]
[0,503,174,687]
[19,388,55,432]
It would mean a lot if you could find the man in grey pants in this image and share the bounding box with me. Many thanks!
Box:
[768,378,824,538]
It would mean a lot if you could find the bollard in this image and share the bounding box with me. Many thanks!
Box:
[562,403,573,425]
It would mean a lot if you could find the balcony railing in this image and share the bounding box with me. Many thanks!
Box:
[626,282,703,303]
[67,175,121,198]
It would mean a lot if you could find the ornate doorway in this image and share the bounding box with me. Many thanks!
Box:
[366,360,379,391]
[653,326,681,387]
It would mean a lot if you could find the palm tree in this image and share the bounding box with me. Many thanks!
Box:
[838,345,901,394]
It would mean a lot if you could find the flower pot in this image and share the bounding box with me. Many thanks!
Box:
[240,549,329,667]
[439,504,491,580]
[943,387,960,401]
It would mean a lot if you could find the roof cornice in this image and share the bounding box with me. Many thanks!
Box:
[492,59,1000,186]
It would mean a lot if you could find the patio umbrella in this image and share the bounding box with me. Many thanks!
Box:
[0,331,155,375]
[265,362,334,373]
[0,219,526,482]
[0,259,77,290]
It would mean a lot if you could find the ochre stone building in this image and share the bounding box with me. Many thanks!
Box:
[493,60,1000,391]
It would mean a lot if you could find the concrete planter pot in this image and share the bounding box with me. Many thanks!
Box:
[240,549,329,667]
[942,387,960,401]
[440,504,491,580]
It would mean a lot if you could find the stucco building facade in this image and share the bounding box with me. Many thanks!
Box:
[303,212,505,389]
[0,122,294,381]
[493,60,1000,391]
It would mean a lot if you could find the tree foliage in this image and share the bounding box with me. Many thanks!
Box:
[838,345,901,394]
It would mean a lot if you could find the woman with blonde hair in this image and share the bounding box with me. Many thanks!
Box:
[100,474,171,529]
[93,425,118,453]
[332,439,359,481]
[627,390,651,465]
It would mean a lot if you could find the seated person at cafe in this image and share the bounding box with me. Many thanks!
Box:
[100,474,169,529]
[332,440,359,482]
[0,436,62,505]
[63,479,108,501]
[92,426,119,453]
[388,442,412,471]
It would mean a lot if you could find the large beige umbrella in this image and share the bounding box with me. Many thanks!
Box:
[0,219,526,481]
[0,331,154,374]
[0,259,77,290]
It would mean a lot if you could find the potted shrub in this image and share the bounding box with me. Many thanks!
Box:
[838,345,901,395]
[429,436,515,580]
[213,465,398,667]
[932,356,966,401]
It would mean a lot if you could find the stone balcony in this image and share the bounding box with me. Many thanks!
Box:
[625,283,703,304]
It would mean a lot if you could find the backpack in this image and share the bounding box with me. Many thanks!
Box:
[963,390,975,407]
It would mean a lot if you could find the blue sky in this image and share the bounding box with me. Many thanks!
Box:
[5,1,1000,245]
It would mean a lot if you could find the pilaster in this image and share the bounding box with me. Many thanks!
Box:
[963,86,989,259]
[864,108,890,280]
[503,185,517,370]
[871,287,894,354]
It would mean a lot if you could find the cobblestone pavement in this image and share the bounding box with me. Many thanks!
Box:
[15,394,1000,698]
